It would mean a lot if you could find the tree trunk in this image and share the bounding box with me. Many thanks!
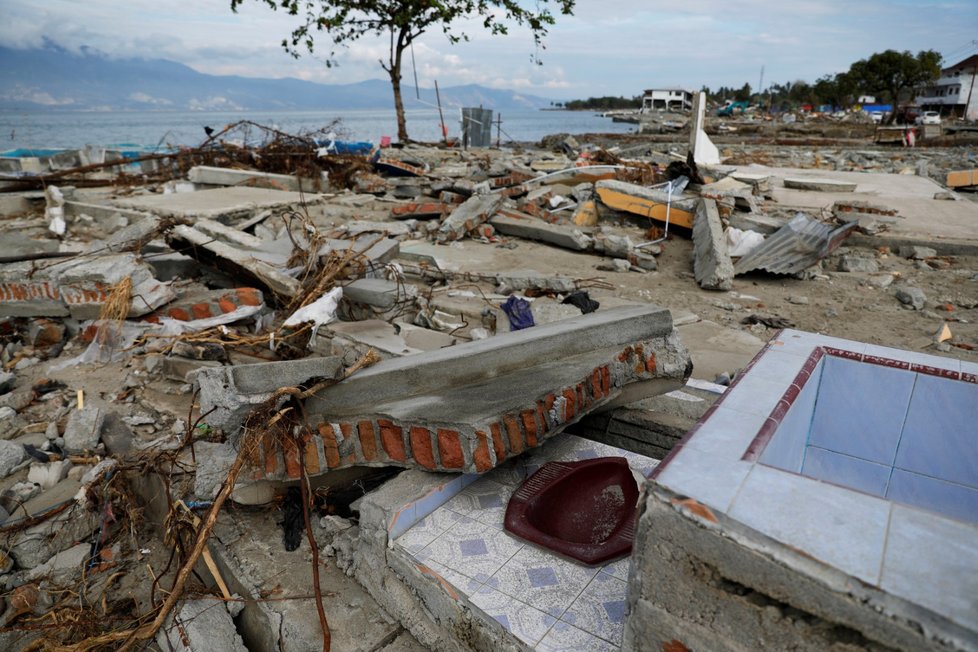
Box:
[390,66,408,142]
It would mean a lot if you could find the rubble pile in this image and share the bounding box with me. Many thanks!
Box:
[0,123,975,650]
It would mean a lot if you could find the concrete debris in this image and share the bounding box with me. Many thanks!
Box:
[783,177,858,192]
[166,224,302,301]
[0,120,975,652]
[895,285,927,310]
[489,211,592,251]
[436,193,504,242]
[0,253,175,319]
[692,199,735,291]
[157,599,248,652]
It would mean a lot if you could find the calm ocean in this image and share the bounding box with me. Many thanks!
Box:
[0,108,633,152]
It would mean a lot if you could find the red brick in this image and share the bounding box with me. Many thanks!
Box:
[577,382,590,409]
[218,297,236,314]
[503,414,524,454]
[520,409,538,447]
[190,303,213,320]
[339,422,356,464]
[167,307,191,321]
[645,353,657,373]
[319,423,341,468]
[618,346,633,362]
[489,423,507,462]
[303,431,321,474]
[437,429,464,469]
[473,432,492,472]
[283,436,302,479]
[536,403,549,435]
[237,287,262,306]
[562,389,577,422]
[601,366,611,395]
[634,344,646,375]
[379,419,406,462]
[410,427,436,469]
[591,368,604,399]
[358,421,378,461]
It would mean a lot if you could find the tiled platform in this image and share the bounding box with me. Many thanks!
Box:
[394,434,657,650]
[652,330,978,635]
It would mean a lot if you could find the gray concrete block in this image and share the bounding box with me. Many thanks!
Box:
[692,198,735,291]
[0,440,25,478]
[63,407,105,453]
[343,278,413,310]
[437,194,504,242]
[157,599,248,652]
[489,212,593,251]
[624,485,973,652]
[837,255,879,273]
[195,356,343,433]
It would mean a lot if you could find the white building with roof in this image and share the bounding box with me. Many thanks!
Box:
[641,88,693,112]
[915,54,978,120]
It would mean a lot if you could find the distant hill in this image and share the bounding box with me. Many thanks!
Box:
[0,44,554,112]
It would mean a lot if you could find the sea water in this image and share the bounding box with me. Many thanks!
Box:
[0,108,634,152]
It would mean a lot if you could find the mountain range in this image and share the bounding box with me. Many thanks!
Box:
[0,43,555,112]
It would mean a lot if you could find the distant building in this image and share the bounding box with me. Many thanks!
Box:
[915,54,978,120]
[641,88,693,112]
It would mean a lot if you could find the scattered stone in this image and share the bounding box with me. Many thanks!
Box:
[837,255,879,273]
[866,273,895,289]
[899,246,937,260]
[0,440,26,478]
[0,371,15,394]
[27,460,71,490]
[895,286,926,310]
[786,296,809,305]
[63,407,105,453]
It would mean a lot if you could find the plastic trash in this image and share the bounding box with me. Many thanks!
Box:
[501,296,535,331]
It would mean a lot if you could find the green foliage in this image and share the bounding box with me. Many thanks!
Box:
[847,49,942,104]
[563,96,641,110]
[231,0,576,140]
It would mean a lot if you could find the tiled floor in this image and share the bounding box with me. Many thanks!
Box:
[394,434,657,649]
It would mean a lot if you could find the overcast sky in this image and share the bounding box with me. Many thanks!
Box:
[1,1,975,99]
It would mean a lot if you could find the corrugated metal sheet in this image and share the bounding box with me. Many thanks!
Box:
[733,214,856,275]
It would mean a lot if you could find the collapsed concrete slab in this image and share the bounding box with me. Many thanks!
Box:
[0,252,174,319]
[110,186,325,224]
[692,199,735,291]
[195,356,345,434]
[166,224,302,301]
[784,177,858,193]
[489,210,592,251]
[436,194,504,242]
[236,305,691,481]
[595,179,698,229]
[187,165,325,193]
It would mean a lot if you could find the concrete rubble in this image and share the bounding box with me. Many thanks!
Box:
[0,117,974,652]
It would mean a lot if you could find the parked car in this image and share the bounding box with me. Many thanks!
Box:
[916,111,941,125]
[869,111,885,124]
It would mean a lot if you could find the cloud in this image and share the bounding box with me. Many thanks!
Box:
[0,0,972,98]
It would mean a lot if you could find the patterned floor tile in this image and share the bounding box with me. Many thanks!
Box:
[536,620,619,652]
[486,544,600,617]
[600,556,632,582]
[394,509,465,554]
[419,559,484,595]
[561,571,629,645]
[442,477,515,526]
[469,585,557,647]
[422,516,524,583]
